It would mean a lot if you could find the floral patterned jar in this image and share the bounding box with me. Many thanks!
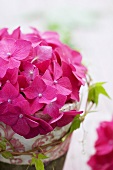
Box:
[0,103,78,165]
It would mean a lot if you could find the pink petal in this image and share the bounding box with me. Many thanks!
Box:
[21,62,39,82]
[32,45,52,72]
[0,82,19,100]
[71,50,82,64]
[2,68,18,85]
[42,31,61,47]
[62,61,80,101]
[8,58,20,69]
[35,45,52,63]
[13,95,30,112]
[56,77,72,95]
[30,98,44,114]
[26,117,39,128]
[24,86,38,99]
[36,60,50,73]
[12,118,30,136]
[55,94,67,108]
[0,58,9,78]
[52,110,82,127]
[49,113,63,124]
[0,112,18,126]
[0,28,8,40]
[42,31,60,40]
[42,69,53,85]
[24,117,53,138]
[13,40,31,60]
[0,38,15,59]
[53,61,62,80]
[72,67,86,85]
[39,86,57,104]
[43,94,66,118]
[38,119,53,135]
[43,103,59,118]
[24,127,40,139]
[24,77,46,99]
[18,75,29,89]
[11,27,21,40]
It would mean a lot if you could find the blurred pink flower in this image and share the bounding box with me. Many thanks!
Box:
[87,152,113,170]
[95,121,113,155]
[87,120,113,170]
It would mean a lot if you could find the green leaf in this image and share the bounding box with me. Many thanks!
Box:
[69,115,81,133]
[31,157,36,165]
[38,153,48,159]
[88,82,110,105]
[2,151,13,159]
[0,141,6,151]
[35,159,44,170]
[31,157,44,170]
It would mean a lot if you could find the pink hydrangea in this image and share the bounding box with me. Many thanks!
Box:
[87,120,113,170]
[0,27,87,139]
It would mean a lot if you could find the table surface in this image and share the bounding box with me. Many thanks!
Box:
[0,1,113,170]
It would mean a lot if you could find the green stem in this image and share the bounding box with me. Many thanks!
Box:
[26,165,30,170]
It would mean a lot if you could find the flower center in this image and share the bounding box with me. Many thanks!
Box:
[7,99,12,103]
[20,88,24,91]
[29,70,34,75]
[53,80,58,84]
[7,52,11,58]
[19,114,23,118]
[38,93,42,98]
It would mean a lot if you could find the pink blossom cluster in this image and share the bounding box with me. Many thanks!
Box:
[87,120,113,170]
[0,27,86,139]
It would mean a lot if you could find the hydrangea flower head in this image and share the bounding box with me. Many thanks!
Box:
[0,27,87,139]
